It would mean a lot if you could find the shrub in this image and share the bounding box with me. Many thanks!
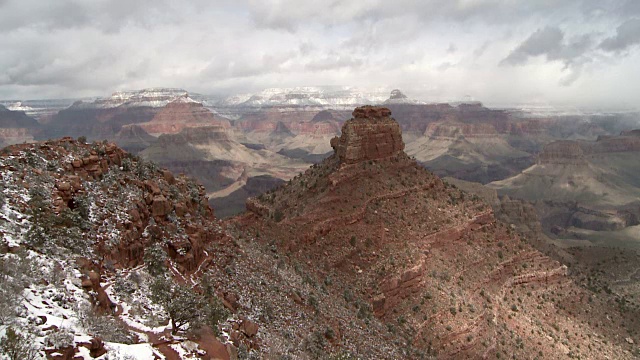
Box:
[324,327,335,340]
[150,278,208,334]
[274,209,284,222]
[0,326,40,360]
[46,328,75,348]
[77,302,134,343]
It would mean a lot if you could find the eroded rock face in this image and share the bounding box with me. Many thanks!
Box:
[331,106,404,164]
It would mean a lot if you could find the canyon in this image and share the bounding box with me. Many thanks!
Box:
[1,103,639,359]
[4,88,630,219]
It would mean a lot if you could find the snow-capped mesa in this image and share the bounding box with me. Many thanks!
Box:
[217,86,395,109]
[75,88,200,109]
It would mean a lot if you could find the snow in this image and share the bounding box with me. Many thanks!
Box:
[87,88,197,109]
[68,88,204,110]
[100,343,159,360]
[218,86,398,108]
[0,143,233,360]
[6,101,35,112]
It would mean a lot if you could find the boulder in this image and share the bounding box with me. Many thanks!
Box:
[240,319,259,337]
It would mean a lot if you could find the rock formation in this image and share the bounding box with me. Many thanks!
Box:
[138,99,231,136]
[0,138,219,271]
[237,106,637,359]
[330,106,404,164]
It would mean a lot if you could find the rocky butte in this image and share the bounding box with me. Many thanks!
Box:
[330,106,404,164]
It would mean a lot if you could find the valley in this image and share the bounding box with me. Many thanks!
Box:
[1,89,640,359]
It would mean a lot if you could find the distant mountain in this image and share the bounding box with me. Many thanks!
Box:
[40,90,212,141]
[77,88,191,109]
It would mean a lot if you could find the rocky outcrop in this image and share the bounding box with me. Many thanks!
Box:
[330,106,404,164]
[373,263,425,317]
[0,137,219,272]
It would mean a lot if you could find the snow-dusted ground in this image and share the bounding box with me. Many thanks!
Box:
[0,148,220,359]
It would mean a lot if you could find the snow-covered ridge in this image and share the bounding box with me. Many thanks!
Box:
[218,86,417,108]
[76,88,202,109]
[6,101,35,113]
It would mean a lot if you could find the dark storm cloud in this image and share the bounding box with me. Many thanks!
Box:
[500,27,594,66]
[499,26,598,86]
[500,27,565,65]
[246,0,624,30]
[1,0,640,107]
[600,18,640,52]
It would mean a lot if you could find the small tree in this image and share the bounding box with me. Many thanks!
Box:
[25,184,53,249]
[0,326,40,360]
[166,285,206,334]
[150,277,206,334]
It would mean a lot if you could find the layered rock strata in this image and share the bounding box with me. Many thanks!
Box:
[330,106,404,164]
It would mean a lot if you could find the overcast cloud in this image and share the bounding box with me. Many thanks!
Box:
[1,0,639,107]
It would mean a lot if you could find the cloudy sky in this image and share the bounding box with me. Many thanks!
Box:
[1,0,639,107]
